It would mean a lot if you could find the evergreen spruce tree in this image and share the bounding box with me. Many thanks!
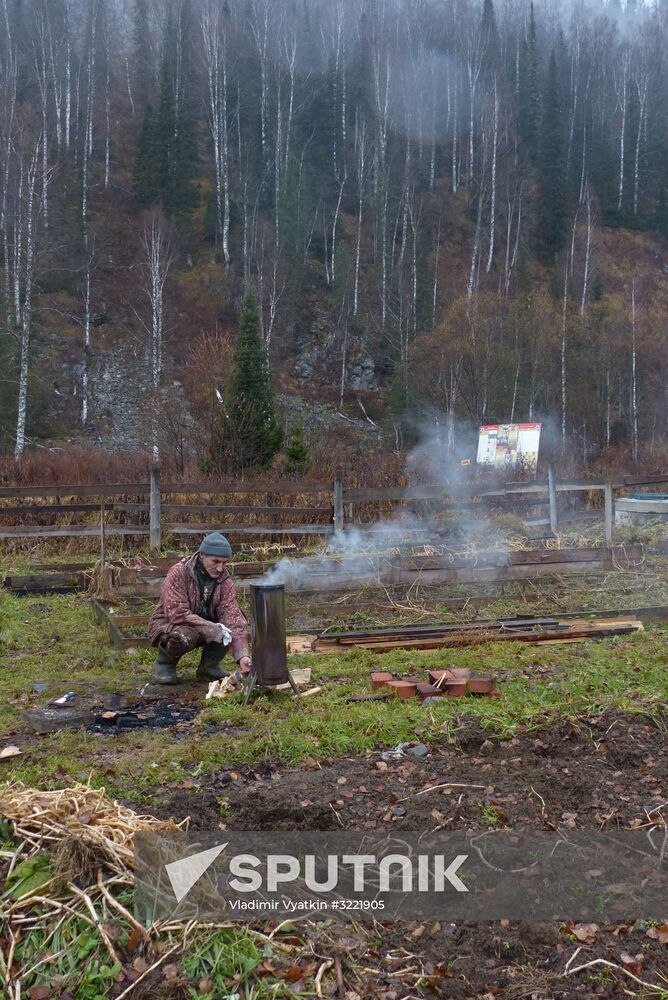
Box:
[216,291,283,471]
[284,423,310,474]
[654,186,668,237]
[133,36,197,218]
[133,104,159,204]
[132,0,153,109]
[536,49,566,261]
[518,2,540,160]
[481,0,499,67]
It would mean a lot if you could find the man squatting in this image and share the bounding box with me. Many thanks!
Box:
[147,531,252,685]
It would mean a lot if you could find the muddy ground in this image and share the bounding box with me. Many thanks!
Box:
[126,708,668,999]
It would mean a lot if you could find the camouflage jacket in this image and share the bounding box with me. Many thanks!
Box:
[147,554,249,661]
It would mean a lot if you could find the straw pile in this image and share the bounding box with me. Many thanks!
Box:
[0,780,187,875]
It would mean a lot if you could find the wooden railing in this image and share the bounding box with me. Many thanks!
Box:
[0,466,667,551]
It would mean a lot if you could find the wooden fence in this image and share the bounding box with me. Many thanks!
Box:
[0,466,667,551]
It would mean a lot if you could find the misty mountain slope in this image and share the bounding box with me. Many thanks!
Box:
[1,0,666,466]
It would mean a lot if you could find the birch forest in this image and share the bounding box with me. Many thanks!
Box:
[1,0,667,469]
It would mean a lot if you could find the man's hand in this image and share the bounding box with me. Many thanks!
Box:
[213,623,233,645]
[237,655,252,675]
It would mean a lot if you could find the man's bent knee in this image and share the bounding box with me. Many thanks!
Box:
[160,626,201,658]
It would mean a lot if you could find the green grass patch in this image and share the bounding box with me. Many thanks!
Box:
[1,562,667,798]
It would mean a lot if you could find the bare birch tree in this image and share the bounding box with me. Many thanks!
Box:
[630,278,638,461]
[201,0,232,263]
[13,139,40,459]
[140,209,174,461]
[615,45,630,212]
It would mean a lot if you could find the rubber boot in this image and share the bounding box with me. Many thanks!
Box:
[196,643,230,681]
[153,643,179,685]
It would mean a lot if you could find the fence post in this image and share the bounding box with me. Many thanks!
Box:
[333,470,344,534]
[99,497,106,570]
[150,463,161,554]
[604,482,614,546]
[548,465,558,534]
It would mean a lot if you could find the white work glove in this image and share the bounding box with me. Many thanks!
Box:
[213,623,233,645]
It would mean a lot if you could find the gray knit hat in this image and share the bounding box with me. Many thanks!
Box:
[199,531,233,557]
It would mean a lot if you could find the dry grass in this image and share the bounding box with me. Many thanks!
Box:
[0,781,187,873]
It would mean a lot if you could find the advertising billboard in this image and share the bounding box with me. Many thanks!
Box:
[476,423,542,475]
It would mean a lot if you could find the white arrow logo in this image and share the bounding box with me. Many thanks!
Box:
[165,843,227,903]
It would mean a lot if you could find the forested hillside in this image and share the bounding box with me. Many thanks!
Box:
[1,0,667,476]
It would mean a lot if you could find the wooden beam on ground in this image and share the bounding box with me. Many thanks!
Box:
[314,619,643,653]
[3,572,86,592]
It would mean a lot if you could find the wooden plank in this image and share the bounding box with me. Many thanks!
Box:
[316,621,642,654]
[524,511,600,527]
[3,572,83,590]
[497,480,609,495]
[0,522,336,538]
[479,494,549,507]
[107,615,126,649]
[509,546,643,565]
[615,499,668,513]
[111,614,150,627]
[343,487,447,502]
[391,560,612,587]
[0,483,150,499]
[395,548,638,570]
[159,504,333,516]
[623,474,668,487]
[34,561,94,571]
[508,548,601,565]
[396,553,510,570]
[0,525,149,538]
[321,617,559,641]
[0,503,119,515]
[160,480,331,495]
[90,600,110,625]
[0,479,332,500]
[554,606,668,623]
[166,524,334,536]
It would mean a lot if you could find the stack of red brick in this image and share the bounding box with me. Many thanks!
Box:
[370,668,500,700]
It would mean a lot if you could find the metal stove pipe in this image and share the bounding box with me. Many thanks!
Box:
[250,583,288,684]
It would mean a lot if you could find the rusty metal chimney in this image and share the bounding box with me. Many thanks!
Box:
[249,583,288,685]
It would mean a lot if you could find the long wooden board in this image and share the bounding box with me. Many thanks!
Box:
[315,619,643,653]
